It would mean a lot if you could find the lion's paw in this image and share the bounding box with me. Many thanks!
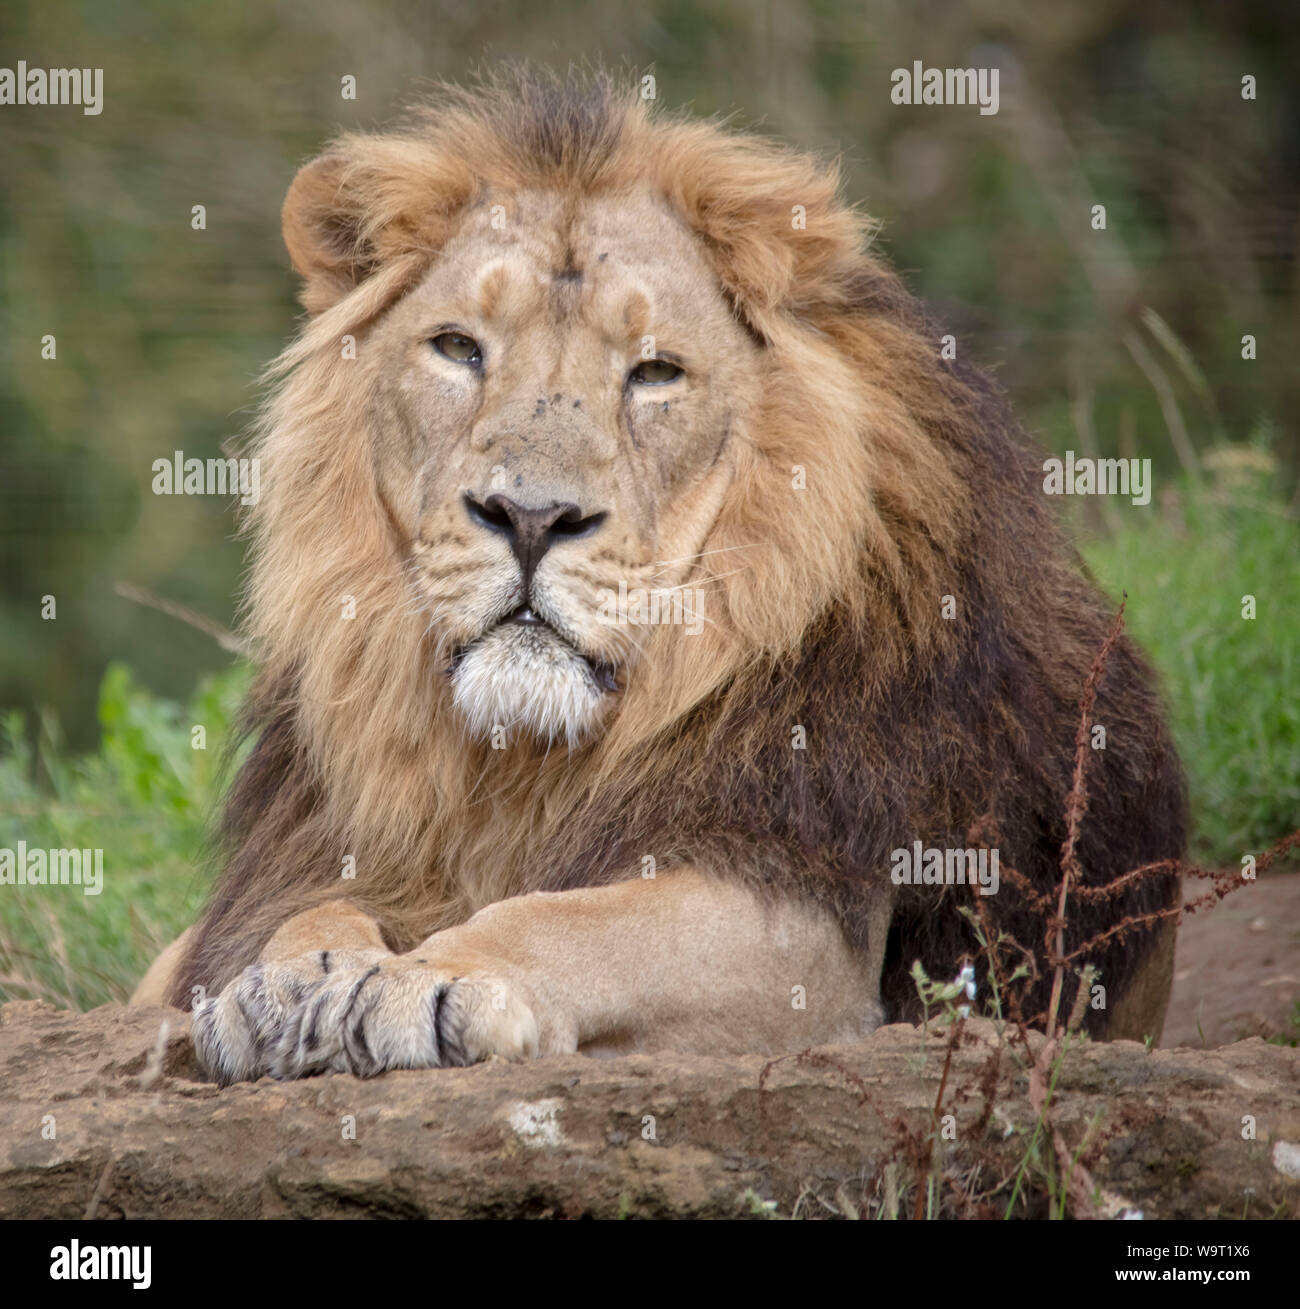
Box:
[191,948,388,1086]
[193,952,539,1085]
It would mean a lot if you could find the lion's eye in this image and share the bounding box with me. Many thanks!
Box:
[629,359,683,386]
[432,332,482,365]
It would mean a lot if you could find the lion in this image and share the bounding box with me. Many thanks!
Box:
[131,67,1187,1085]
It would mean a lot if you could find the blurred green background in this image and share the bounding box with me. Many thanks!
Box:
[1,1,1297,1005]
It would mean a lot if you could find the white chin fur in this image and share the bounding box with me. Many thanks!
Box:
[451,624,605,746]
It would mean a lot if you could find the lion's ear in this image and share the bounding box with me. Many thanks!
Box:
[655,133,870,336]
[282,138,479,316]
[281,152,378,315]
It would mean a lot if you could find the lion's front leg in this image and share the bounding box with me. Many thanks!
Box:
[195,947,539,1086]
[265,949,540,1080]
[195,870,885,1084]
[431,869,888,1060]
[192,898,544,1085]
[192,899,393,1085]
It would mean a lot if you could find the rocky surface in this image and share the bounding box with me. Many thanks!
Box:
[1,1000,1297,1219]
[1165,872,1300,1048]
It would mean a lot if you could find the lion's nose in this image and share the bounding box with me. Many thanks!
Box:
[463,492,606,589]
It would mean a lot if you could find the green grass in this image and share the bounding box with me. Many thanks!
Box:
[1081,467,1300,865]
[0,661,249,1008]
[0,473,1295,1010]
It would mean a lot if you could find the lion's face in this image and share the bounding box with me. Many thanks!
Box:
[260,80,895,786]
[364,188,760,744]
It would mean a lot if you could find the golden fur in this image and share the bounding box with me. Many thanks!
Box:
[154,68,1185,1070]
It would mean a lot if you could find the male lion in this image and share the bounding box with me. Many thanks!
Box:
[133,68,1187,1085]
